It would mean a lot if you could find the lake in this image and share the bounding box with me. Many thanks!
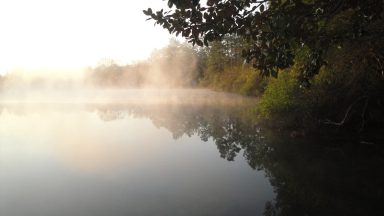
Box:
[0,89,383,216]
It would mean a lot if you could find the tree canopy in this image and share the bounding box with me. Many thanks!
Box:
[144,0,384,85]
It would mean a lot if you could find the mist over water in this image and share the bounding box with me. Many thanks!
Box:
[0,53,276,216]
[1,65,383,216]
[0,39,206,104]
[0,87,273,216]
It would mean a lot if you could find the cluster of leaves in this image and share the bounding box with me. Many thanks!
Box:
[196,34,268,96]
[144,0,383,84]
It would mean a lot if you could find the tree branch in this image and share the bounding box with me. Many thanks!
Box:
[321,96,368,126]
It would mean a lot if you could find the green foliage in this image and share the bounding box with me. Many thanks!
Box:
[235,68,266,96]
[197,34,267,96]
[257,70,301,119]
[144,0,384,83]
[201,65,267,96]
[305,38,384,131]
[255,34,384,131]
[206,40,226,73]
[144,1,384,133]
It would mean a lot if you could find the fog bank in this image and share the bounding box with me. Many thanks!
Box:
[0,40,207,103]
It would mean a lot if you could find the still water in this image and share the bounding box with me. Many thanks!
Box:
[1,90,383,216]
[0,90,273,216]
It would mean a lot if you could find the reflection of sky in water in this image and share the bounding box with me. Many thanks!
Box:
[0,103,274,216]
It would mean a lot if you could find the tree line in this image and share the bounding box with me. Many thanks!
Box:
[84,39,201,88]
[143,0,384,139]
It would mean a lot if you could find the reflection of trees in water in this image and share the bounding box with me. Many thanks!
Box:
[94,106,127,121]
[264,139,384,216]
[95,103,384,215]
[0,102,382,215]
[93,103,266,162]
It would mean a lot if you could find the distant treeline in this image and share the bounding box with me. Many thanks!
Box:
[0,37,265,92]
[84,39,201,88]
[0,71,82,93]
[85,36,267,95]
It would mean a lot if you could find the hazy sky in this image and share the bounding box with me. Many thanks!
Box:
[0,0,173,74]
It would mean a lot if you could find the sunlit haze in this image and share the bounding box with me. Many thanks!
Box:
[0,0,172,74]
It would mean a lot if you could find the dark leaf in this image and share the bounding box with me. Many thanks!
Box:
[168,0,173,8]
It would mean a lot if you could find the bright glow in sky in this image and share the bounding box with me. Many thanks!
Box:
[0,0,172,74]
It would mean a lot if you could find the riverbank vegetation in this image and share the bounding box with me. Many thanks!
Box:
[143,0,384,141]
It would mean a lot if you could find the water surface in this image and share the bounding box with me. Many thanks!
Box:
[1,89,383,216]
[0,90,273,216]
